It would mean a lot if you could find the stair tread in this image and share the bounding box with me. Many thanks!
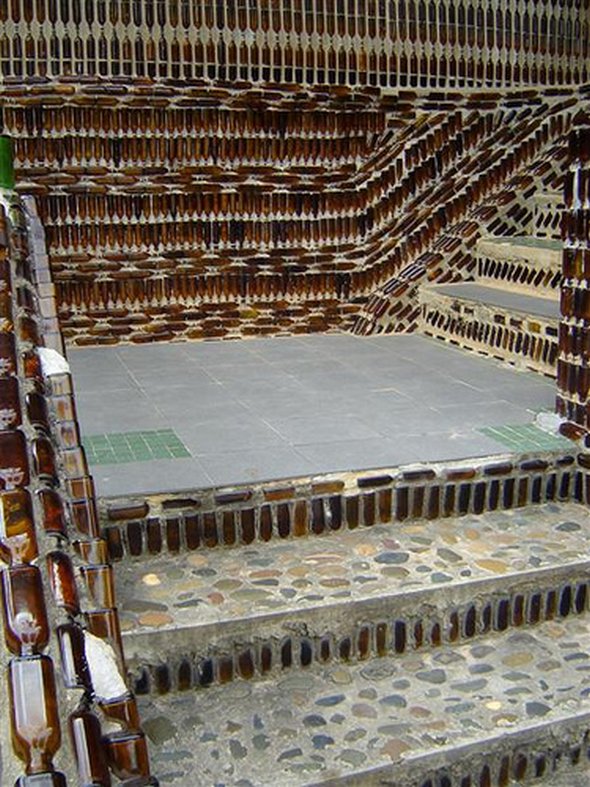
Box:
[477,235,563,267]
[139,614,590,786]
[119,502,590,643]
[427,281,560,320]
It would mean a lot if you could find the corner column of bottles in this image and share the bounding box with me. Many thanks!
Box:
[0,134,67,786]
[0,136,157,786]
[557,113,590,439]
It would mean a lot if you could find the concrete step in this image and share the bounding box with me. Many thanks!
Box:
[476,235,563,298]
[419,282,560,376]
[119,502,590,696]
[138,614,590,786]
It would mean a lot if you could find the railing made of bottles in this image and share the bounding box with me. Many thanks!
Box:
[0,0,589,87]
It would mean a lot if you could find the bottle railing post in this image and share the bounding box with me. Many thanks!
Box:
[0,136,15,190]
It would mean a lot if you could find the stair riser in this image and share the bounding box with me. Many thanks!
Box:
[324,713,590,787]
[420,293,558,376]
[125,564,590,696]
[477,255,562,299]
[102,453,580,560]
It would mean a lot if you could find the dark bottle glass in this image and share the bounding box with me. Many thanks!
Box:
[0,430,30,490]
[0,377,22,429]
[69,707,112,786]
[85,609,125,671]
[73,537,109,564]
[46,551,80,615]
[104,731,150,780]
[69,498,100,537]
[80,565,115,609]
[2,565,49,654]
[8,655,61,773]
[0,333,17,376]
[97,694,141,731]
[0,489,37,564]
[36,489,67,536]
[57,623,92,690]
[31,437,58,482]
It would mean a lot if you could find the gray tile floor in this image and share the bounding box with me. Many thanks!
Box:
[68,334,561,496]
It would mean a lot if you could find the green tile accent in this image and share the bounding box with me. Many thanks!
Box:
[478,423,573,452]
[83,429,191,465]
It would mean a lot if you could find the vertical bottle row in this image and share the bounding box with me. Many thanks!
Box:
[24,203,158,785]
[0,0,589,87]
[0,191,68,785]
[557,115,590,436]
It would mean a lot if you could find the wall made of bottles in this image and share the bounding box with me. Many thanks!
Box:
[557,114,590,437]
[0,0,589,88]
[0,80,581,345]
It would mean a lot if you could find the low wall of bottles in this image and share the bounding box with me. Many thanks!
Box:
[0,0,589,88]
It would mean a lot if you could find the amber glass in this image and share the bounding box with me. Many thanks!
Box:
[85,609,125,670]
[66,475,96,500]
[0,431,30,490]
[25,392,50,432]
[73,537,109,564]
[104,731,150,780]
[69,498,100,536]
[21,350,44,383]
[97,694,141,731]
[62,447,88,479]
[8,655,61,773]
[2,565,49,655]
[69,707,112,786]
[0,489,38,564]
[31,437,58,481]
[57,623,92,690]
[0,291,13,328]
[36,489,67,536]
[80,565,115,608]
[46,551,80,615]
[18,316,40,345]
[0,377,22,429]
[0,333,17,376]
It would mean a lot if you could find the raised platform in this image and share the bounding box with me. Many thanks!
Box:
[67,334,561,497]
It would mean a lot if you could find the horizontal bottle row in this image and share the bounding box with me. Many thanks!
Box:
[4,104,385,139]
[2,0,584,38]
[15,133,372,169]
[3,46,584,90]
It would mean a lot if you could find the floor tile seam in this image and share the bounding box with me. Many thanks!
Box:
[119,559,590,640]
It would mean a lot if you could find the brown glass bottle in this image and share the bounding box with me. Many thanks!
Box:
[69,707,112,786]
[46,551,80,615]
[2,565,49,654]
[8,655,61,773]
[0,489,38,564]
[57,622,92,690]
[104,730,150,780]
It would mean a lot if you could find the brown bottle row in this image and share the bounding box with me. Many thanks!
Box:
[45,216,367,252]
[16,133,371,169]
[5,104,385,138]
[54,266,380,309]
[2,33,586,88]
[0,0,583,51]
